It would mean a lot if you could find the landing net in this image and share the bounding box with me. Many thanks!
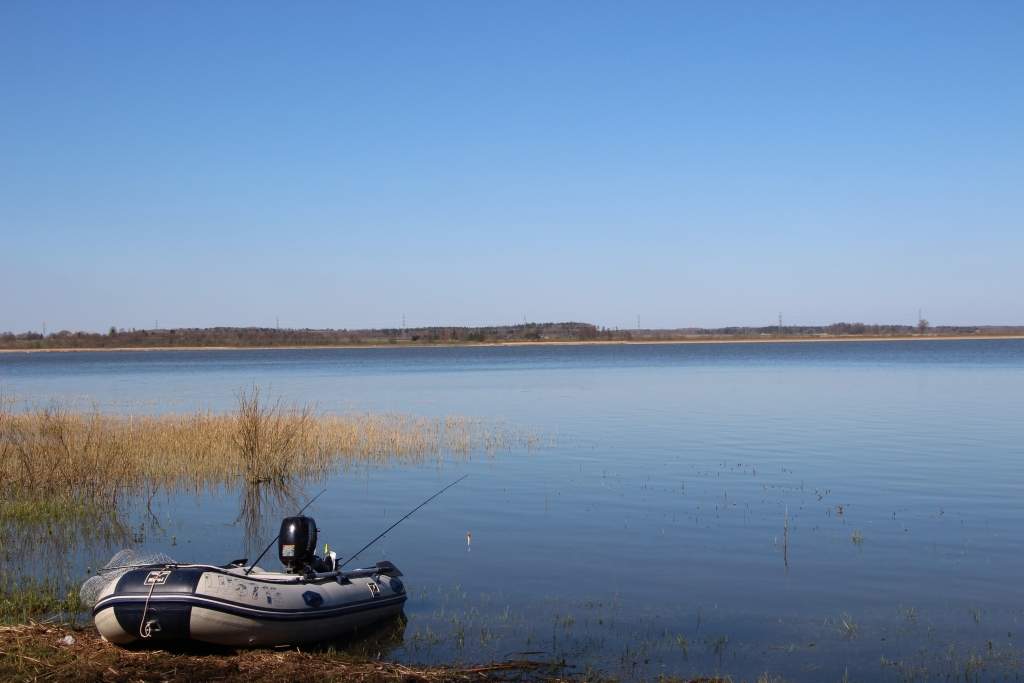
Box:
[79,549,178,607]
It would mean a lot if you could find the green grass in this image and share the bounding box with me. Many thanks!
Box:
[0,577,83,624]
[0,499,111,526]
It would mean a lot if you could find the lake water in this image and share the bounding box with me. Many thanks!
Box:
[3,340,1023,681]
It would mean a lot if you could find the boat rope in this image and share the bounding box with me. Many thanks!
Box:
[138,577,158,639]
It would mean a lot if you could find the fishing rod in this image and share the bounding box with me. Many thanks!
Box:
[245,488,327,575]
[339,474,468,569]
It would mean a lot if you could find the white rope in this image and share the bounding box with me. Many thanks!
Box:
[138,570,163,639]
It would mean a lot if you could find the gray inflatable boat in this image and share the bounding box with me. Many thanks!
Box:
[90,516,406,647]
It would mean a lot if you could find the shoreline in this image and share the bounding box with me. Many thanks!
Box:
[1,334,1023,354]
[0,622,568,683]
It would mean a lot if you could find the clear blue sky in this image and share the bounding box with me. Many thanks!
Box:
[2,1,1022,332]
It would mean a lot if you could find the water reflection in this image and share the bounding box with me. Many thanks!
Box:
[0,473,323,593]
[0,474,315,620]
[0,505,129,621]
[326,613,408,659]
[236,477,306,556]
[0,502,131,573]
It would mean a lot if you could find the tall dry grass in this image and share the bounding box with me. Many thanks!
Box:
[0,388,532,522]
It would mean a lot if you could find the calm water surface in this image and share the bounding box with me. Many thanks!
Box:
[3,340,1023,681]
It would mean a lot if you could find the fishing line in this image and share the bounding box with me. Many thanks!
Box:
[339,474,468,569]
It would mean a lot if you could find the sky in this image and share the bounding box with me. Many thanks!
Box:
[2,1,1022,332]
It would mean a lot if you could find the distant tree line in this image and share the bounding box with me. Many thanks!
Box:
[0,322,601,349]
[0,322,1021,350]
[628,323,1011,339]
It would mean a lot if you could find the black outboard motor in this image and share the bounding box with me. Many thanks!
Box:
[278,516,317,572]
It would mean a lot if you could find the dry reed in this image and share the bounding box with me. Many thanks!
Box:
[0,389,532,523]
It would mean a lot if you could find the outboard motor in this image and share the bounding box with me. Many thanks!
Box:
[278,516,317,572]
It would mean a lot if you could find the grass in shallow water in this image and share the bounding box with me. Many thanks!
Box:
[0,578,83,625]
[0,387,533,525]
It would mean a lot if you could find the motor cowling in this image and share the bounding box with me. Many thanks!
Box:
[278,516,317,572]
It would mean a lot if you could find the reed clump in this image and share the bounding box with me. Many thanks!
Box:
[0,389,529,523]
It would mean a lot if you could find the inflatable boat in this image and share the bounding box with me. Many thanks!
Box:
[91,516,407,647]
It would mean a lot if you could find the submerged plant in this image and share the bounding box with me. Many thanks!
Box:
[675,634,689,658]
[839,613,859,639]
